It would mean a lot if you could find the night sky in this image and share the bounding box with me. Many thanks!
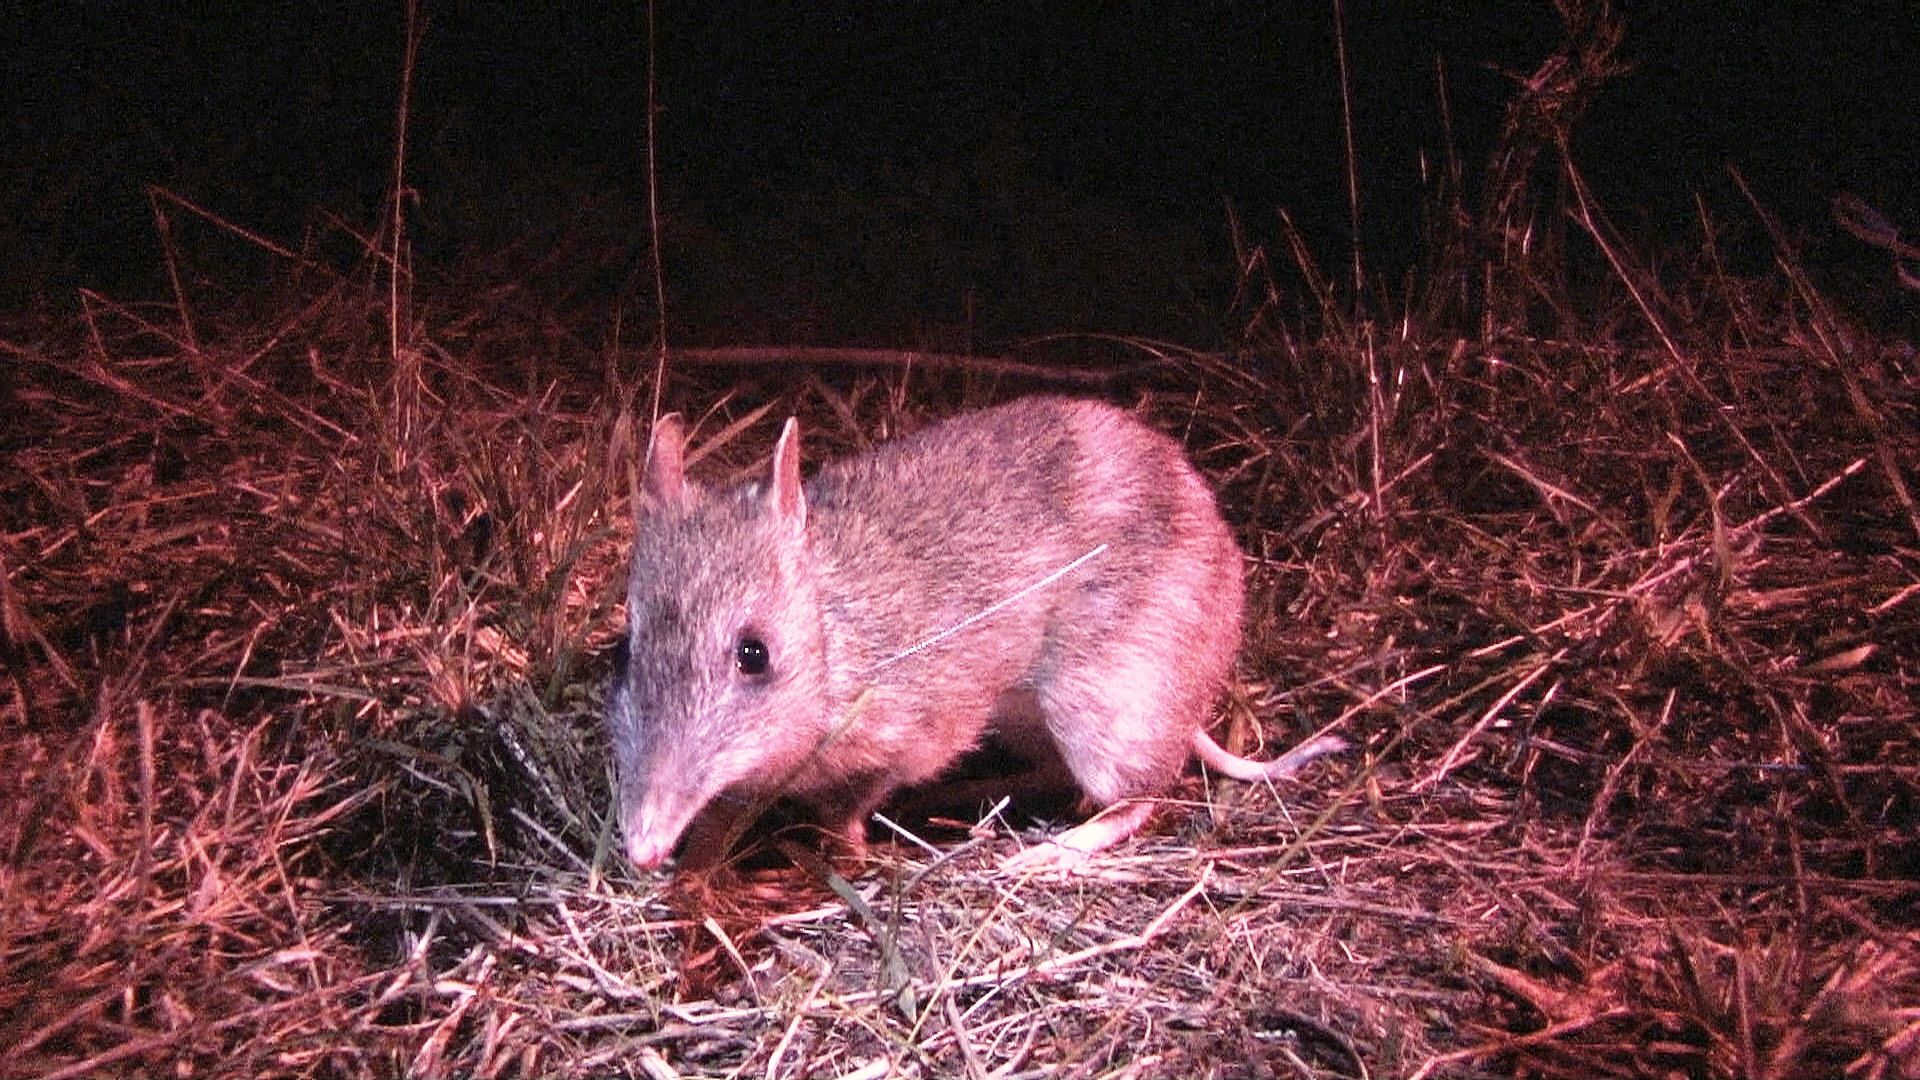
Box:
[6,3,1915,338]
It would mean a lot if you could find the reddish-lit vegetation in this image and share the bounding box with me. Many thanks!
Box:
[3,8,1915,1078]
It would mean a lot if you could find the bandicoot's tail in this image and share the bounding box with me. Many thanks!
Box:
[1191,730,1347,782]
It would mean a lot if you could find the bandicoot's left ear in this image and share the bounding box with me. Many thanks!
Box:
[767,417,806,531]
[644,413,692,509]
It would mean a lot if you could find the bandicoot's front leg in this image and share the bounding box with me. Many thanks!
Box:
[808,772,898,862]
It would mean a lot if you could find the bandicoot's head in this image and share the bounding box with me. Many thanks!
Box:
[606,415,832,868]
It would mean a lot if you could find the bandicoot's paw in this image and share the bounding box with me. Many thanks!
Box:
[1000,800,1157,875]
[1001,838,1096,875]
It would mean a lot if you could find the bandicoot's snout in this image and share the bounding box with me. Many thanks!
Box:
[622,809,675,869]
[616,754,713,869]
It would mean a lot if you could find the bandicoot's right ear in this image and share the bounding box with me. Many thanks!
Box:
[766,417,806,533]
[643,413,693,508]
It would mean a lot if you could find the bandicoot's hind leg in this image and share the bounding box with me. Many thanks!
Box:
[1006,450,1245,873]
[1006,640,1208,872]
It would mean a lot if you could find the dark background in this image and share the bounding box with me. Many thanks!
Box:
[5,3,1915,341]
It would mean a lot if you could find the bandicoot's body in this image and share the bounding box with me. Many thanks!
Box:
[607,398,1340,871]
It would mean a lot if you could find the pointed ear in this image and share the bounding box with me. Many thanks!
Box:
[766,417,807,532]
[643,413,692,508]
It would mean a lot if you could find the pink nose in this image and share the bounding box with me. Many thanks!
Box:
[626,832,672,869]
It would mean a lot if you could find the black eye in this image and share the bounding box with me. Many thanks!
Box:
[735,635,770,677]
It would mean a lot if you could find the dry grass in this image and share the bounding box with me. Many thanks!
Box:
[4,14,1918,1080]
[5,247,1915,1078]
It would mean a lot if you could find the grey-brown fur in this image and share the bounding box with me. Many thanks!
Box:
[608,397,1324,870]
